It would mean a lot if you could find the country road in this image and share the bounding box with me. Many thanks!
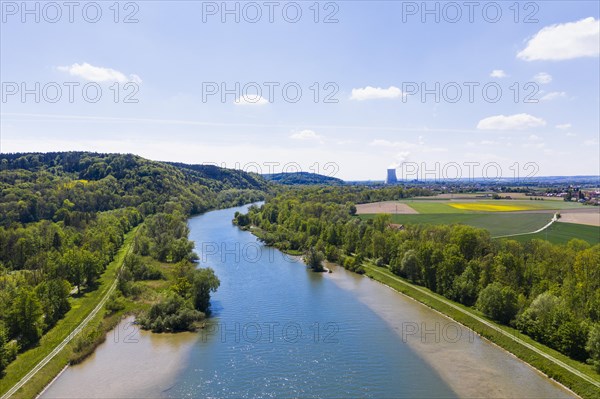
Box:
[365,265,600,390]
[1,235,135,399]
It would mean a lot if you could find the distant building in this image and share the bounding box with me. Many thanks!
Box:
[386,168,398,184]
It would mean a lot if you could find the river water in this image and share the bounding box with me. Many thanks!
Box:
[41,204,574,398]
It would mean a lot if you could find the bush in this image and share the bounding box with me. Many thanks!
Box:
[105,292,126,314]
[123,253,163,281]
[139,294,205,333]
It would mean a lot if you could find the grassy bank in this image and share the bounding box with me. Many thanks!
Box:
[361,263,600,399]
[0,227,139,399]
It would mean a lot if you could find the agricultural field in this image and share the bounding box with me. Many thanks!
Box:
[557,211,600,227]
[359,213,552,237]
[358,199,597,241]
[508,222,600,245]
[414,192,568,201]
[403,199,585,214]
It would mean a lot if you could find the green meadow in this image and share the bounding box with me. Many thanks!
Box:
[508,222,600,245]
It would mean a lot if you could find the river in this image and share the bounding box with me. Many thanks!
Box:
[40,204,574,398]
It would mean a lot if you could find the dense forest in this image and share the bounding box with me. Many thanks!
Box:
[0,152,267,375]
[263,172,345,186]
[0,152,267,226]
[235,188,600,372]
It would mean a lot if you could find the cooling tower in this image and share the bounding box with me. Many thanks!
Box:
[386,168,398,184]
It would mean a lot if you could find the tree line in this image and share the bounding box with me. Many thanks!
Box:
[235,191,600,371]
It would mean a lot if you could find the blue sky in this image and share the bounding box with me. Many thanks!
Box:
[1,1,599,180]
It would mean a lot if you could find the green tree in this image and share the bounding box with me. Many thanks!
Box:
[586,323,600,373]
[0,322,9,375]
[62,248,84,294]
[477,283,518,324]
[9,288,44,347]
[35,279,71,329]
[400,249,420,283]
[304,247,325,272]
[191,268,220,313]
[452,264,479,306]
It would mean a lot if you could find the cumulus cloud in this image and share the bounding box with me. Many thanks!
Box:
[517,17,600,61]
[533,72,552,84]
[350,86,403,101]
[233,94,268,106]
[477,113,547,130]
[58,62,142,83]
[490,70,508,78]
[290,130,322,141]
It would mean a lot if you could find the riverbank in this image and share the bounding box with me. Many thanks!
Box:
[38,317,199,399]
[325,262,577,398]
[0,227,139,399]
[358,263,598,398]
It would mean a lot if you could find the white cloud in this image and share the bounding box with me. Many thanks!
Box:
[350,86,403,101]
[233,94,268,106]
[58,62,141,83]
[533,72,552,84]
[517,17,600,61]
[490,70,507,78]
[566,132,577,137]
[477,113,547,130]
[584,138,599,146]
[541,91,567,101]
[480,140,499,145]
[556,123,572,129]
[290,129,322,141]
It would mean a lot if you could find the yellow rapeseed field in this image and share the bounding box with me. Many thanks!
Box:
[449,203,534,212]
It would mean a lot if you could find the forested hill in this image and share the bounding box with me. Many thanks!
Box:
[263,172,344,185]
[0,152,268,226]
